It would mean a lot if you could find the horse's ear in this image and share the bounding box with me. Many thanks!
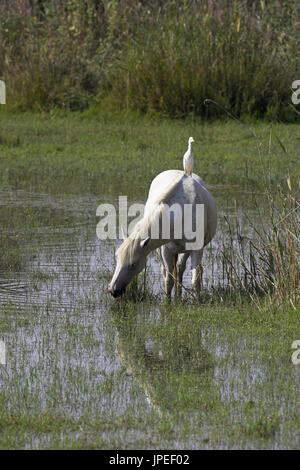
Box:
[140,237,150,248]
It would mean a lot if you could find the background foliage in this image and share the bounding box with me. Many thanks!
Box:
[0,0,299,119]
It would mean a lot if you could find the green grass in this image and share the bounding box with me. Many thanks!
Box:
[0,109,299,198]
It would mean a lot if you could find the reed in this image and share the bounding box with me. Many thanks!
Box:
[217,183,300,307]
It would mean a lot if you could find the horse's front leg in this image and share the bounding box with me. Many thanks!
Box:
[160,246,175,298]
[191,249,203,297]
[175,253,189,299]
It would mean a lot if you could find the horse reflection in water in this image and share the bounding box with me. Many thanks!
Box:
[111,306,216,418]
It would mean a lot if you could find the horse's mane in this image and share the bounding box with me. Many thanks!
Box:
[117,174,183,263]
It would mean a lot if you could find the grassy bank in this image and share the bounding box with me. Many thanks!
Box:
[0,110,299,197]
[0,1,299,119]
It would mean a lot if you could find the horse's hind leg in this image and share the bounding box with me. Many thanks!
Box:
[191,249,203,297]
[175,253,189,299]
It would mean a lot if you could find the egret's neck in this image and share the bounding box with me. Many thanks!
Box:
[188,142,192,152]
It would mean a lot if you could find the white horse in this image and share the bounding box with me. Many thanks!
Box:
[108,170,217,298]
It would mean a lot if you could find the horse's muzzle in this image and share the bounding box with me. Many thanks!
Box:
[108,284,125,298]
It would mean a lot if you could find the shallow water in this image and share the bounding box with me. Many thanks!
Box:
[0,186,260,306]
[0,188,298,449]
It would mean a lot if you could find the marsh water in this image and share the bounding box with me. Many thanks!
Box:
[0,187,299,449]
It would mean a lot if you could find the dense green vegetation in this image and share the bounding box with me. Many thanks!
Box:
[0,0,299,119]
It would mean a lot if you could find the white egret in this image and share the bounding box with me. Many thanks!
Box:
[183,137,194,176]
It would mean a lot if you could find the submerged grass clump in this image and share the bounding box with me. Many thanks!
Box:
[108,300,300,448]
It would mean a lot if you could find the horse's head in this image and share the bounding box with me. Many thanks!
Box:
[108,235,150,298]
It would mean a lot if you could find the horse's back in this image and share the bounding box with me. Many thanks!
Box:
[146,170,217,246]
[147,170,206,200]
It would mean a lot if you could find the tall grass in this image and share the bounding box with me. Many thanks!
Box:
[107,1,299,119]
[0,0,299,118]
[217,183,300,307]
